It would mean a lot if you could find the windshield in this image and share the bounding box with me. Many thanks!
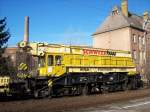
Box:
[48,55,53,66]
[38,56,45,67]
[55,55,62,66]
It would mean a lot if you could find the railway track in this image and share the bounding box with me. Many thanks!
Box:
[0,88,150,112]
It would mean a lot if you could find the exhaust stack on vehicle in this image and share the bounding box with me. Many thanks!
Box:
[23,16,29,46]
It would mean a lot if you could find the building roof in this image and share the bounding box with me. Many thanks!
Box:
[93,6,147,35]
[4,47,18,54]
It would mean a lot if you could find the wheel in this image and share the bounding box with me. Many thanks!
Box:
[101,85,109,94]
[121,81,127,91]
[34,91,39,98]
[82,85,88,96]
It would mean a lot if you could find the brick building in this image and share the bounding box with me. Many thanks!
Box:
[3,47,18,66]
[93,0,150,81]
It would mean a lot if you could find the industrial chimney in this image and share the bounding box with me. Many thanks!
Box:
[121,0,128,17]
[23,16,29,46]
[143,11,149,21]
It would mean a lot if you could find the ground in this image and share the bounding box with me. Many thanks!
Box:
[0,88,150,112]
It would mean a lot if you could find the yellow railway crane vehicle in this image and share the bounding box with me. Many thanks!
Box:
[29,42,136,77]
[16,42,143,97]
[0,16,143,98]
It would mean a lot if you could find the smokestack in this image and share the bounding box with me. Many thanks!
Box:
[23,16,29,46]
[121,0,128,17]
[143,11,149,21]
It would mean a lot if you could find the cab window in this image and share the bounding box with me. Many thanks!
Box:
[38,56,45,67]
[48,55,53,66]
[55,55,62,66]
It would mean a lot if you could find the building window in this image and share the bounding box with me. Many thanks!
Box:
[38,56,45,67]
[11,55,15,60]
[143,51,146,63]
[139,36,142,49]
[139,36,141,44]
[48,55,53,66]
[133,34,136,43]
[139,51,143,64]
[133,50,137,60]
[142,36,145,45]
[55,55,62,66]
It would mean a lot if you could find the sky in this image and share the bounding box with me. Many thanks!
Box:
[0,0,150,47]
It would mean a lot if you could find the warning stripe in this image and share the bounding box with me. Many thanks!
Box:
[18,63,28,70]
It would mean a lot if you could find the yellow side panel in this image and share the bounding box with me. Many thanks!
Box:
[51,66,66,77]
[64,54,135,68]
[71,59,80,65]
[94,60,99,65]
[39,67,47,76]
[0,77,10,86]
[81,59,89,65]
[65,56,71,65]
[0,76,10,93]
[45,53,136,77]
[111,60,117,65]
[106,59,111,65]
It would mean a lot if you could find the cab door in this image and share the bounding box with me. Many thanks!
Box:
[54,55,66,77]
[38,56,47,76]
[47,54,66,77]
[47,55,54,76]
